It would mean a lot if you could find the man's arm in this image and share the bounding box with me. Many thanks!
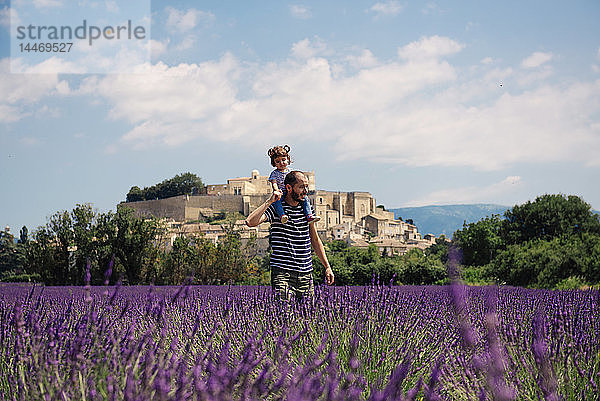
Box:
[245,192,278,227]
[309,223,334,285]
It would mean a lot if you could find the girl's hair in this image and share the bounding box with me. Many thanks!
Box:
[268,145,292,167]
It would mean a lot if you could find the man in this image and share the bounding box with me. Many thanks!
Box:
[246,170,334,299]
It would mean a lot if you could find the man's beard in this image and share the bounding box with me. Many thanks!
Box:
[290,188,304,203]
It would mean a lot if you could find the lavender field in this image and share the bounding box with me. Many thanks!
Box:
[0,282,598,400]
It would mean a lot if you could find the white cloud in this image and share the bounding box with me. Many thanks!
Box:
[77,55,240,147]
[0,58,68,123]
[12,56,86,74]
[370,1,404,16]
[150,39,169,58]
[291,37,327,59]
[175,35,196,51]
[346,49,378,69]
[0,104,23,123]
[337,79,600,170]
[422,3,442,15]
[105,0,119,13]
[517,67,553,86]
[165,7,214,32]
[397,35,464,61]
[10,39,150,74]
[79,36,459,149]
[0,6,19,29]
[289,5,311,19]
[404,176,523,206]
[32,0,63,8]
[521,51,553,68]
[465,21,478,31]
[21,136,42,146]
[71,36,600,171]
[481,57,494,65]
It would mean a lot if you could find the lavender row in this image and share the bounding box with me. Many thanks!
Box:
[1,283,598,400]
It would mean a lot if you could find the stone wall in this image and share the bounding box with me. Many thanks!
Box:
[119,196,186,221]
[121,193,272,222]
[185,194,245,219]
[243,194,272,215]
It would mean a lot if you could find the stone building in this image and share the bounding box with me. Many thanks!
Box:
[363,214,402,239]
[206,169,316,196]
[120,193,272,222]
[369,238,409,256]
[312,191,375,231]
[120,169,435,255]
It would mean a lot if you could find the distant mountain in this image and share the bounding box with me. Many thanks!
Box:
[388,204,510,237]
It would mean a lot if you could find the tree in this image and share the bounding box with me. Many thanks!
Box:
[328,240,349,253]
[70,204,97,285]
[160,172,204,198]
[24,204,102,285]
[213,228,248,283]
[449,194,600,288]
[396,248,446,285]
[579,232,600,284]
[194,236,218,284]
[111,207,163,284]
[0,230,27,278]
[489,234,600,288]
[500,194,600,245]
[163,236,199,284]
[425,235,450,264]
[453,215,504,266]
[45,210,74,284]
[25,226,56,284]
[126,186,144,202]
[23,204,164,285]
[19,226,28,244]
[313,241,452,286]
[125,172,205,202]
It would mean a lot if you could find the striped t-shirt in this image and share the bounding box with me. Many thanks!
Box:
[264,200,313,273]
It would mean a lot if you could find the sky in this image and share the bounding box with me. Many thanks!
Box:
[1,0,599,233]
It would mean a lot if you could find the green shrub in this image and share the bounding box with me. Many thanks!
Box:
[1,273,42,283]
[554,276,588,290]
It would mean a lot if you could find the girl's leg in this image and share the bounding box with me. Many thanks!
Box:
[273,199,284,217]
[302,195,313,217]
[273,199,288,223]
[302,196,320,223]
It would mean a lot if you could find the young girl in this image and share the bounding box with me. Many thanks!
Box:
[267,145,320,224]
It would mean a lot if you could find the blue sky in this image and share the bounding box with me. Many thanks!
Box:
[1,0,599,233]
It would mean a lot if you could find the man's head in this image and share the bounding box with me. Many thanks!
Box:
[284,171,308,204]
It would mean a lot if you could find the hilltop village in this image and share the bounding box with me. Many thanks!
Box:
[120,170,437,256]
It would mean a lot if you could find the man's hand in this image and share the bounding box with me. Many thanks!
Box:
[325,266,334,285]
[309,222,334,286]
